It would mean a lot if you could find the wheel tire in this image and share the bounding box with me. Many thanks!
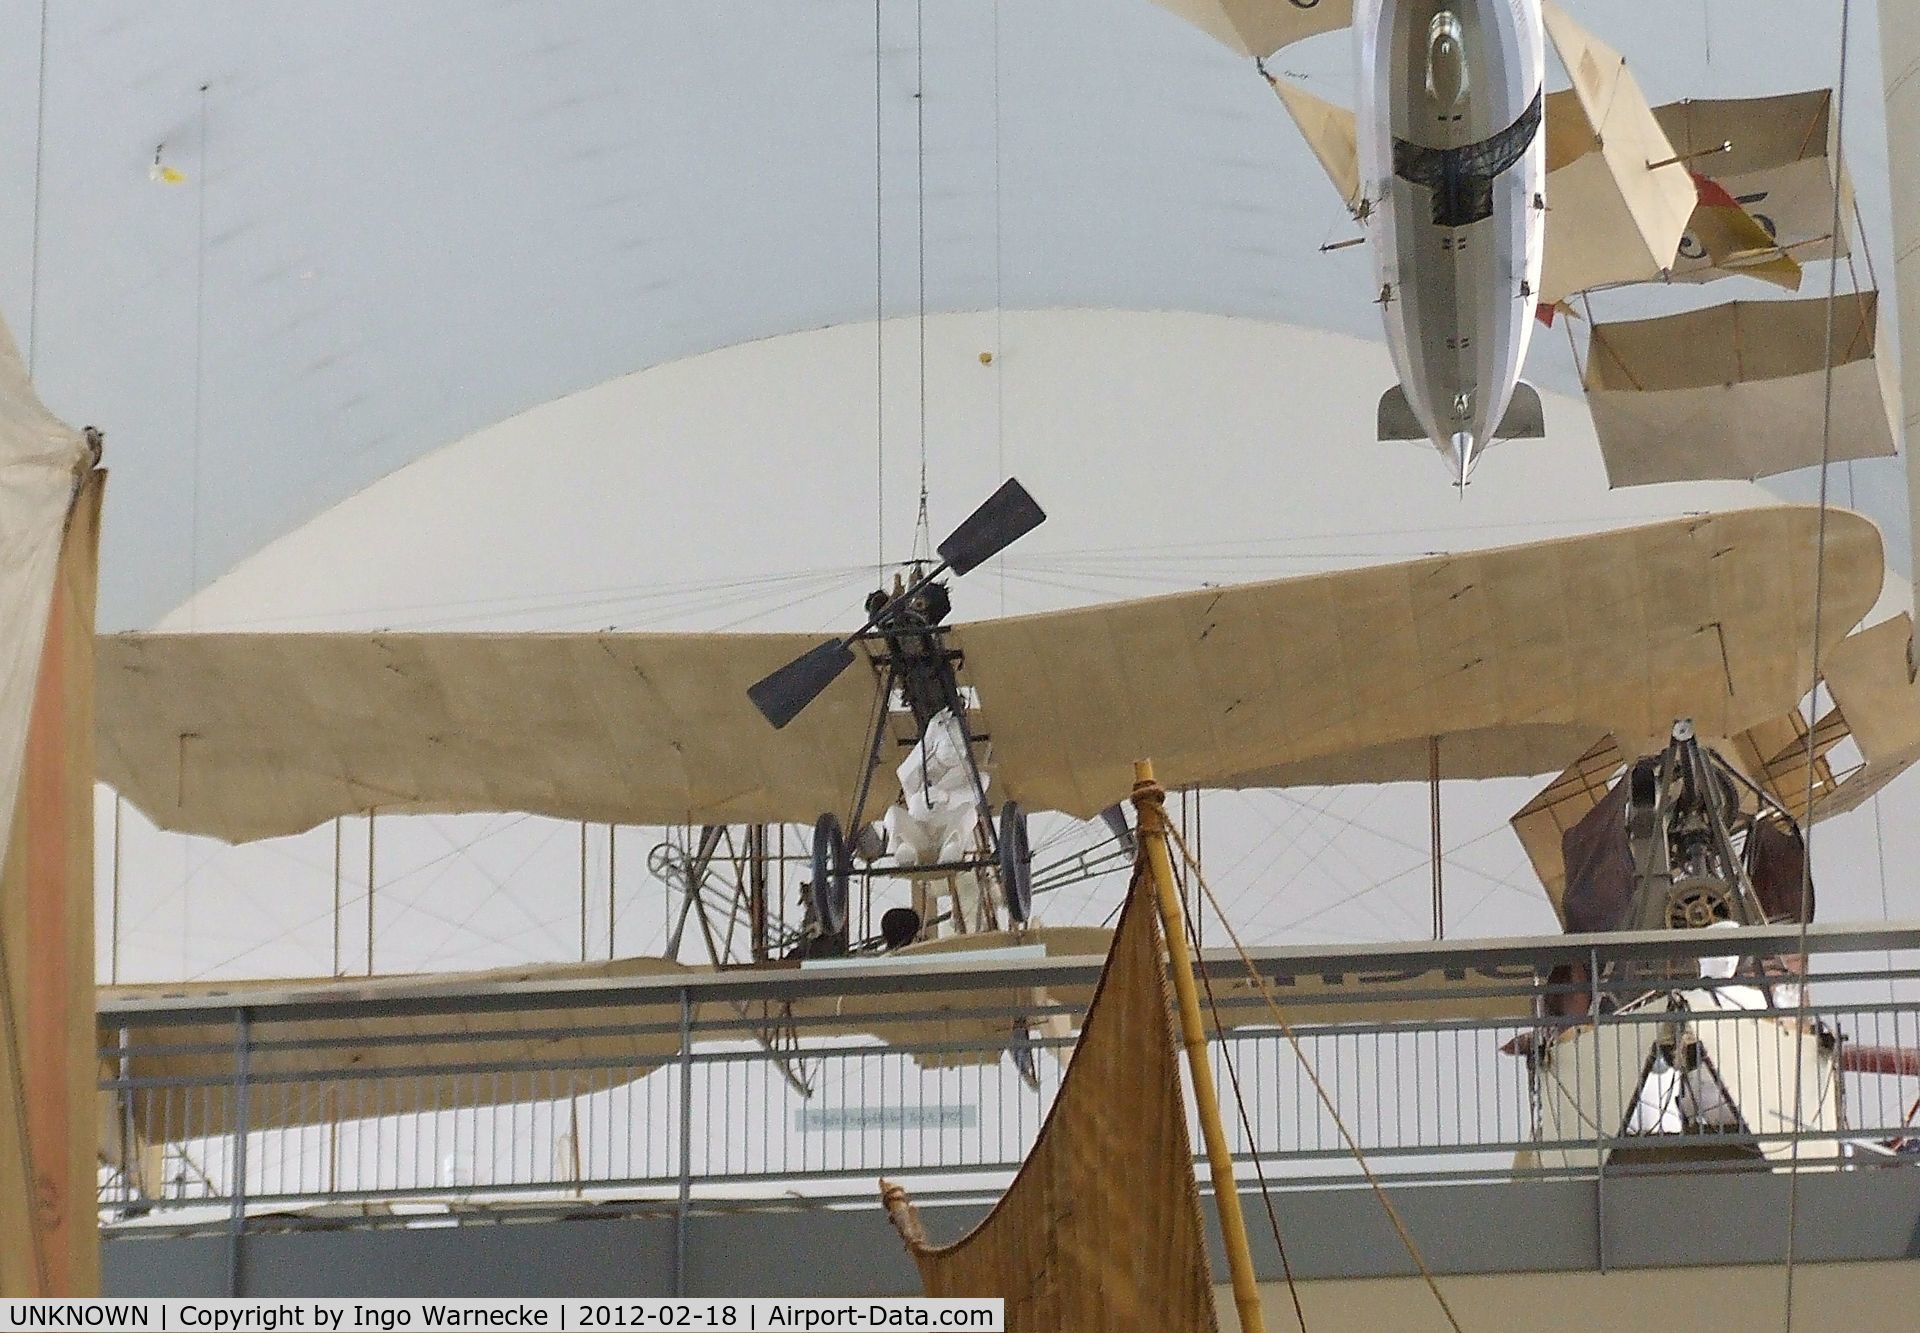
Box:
[809,813,851,935]
[999,802,1033,925]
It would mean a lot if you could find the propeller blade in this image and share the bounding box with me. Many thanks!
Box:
[1099,803,1137,856]
[938,477,1046,576]
[748,639,856,729]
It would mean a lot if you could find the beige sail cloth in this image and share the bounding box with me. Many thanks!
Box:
[1583,293,1900,486]
[1656,90,1851,283]
[1148,0,1350,58]
[1539,4,1698,303]
[882,867,1217,1332]
[0,316,89,872]
[96,507,1885,841]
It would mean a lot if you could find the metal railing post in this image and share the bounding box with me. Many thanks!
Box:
[227,1007,252,1296]
[674,987,694,1296]
[1589,947,1607,1274]
[116,1026,137,1209]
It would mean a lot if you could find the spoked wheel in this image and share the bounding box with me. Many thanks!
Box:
[809,813,852,935]
[998,802,1033,925]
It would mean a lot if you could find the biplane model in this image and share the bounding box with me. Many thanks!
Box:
[87,490,1920,1176]
[1149,0,1898,490]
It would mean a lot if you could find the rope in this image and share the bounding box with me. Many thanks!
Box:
[1175,852,1307,1331]
[1784,4,1853,1326]
[1163,822,1463,1332]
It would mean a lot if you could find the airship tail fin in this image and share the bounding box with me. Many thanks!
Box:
[1496,382,1547,440]
[1376,386,1427,441]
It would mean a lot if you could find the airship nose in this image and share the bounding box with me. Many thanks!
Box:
[1427,11,1470,109]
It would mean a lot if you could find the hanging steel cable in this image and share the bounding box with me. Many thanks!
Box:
[1784,4,1855,1327]
[1163,820,1463,1332]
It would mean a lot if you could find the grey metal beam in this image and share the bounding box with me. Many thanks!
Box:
[97,922,1920,1028]
[103,1170,1920,1297]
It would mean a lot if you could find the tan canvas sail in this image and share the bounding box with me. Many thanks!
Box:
[882,866,1217,1332]
[1,463,103,1296]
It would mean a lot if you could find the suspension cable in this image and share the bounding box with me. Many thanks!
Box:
[1784,3,1853,1326]
[1163,823,1463,1332]
[874,0,885,579]
[1174,852,1308,1331]
[913,0,931,561]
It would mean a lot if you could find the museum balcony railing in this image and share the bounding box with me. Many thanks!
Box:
[95,922,1920,1237]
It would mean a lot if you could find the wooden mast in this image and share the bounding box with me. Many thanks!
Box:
[0,462,105,1295]
[1132,760,1267,1333]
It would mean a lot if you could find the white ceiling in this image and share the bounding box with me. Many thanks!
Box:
[0,1,1898,628]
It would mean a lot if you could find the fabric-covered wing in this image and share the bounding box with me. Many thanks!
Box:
[1538,3,1697,303]
[1583,294,1899,487]
[1149,0,1351,58]
[99,509,1884,840]
[1270,77,1363,213]
[963,507,1881,818]
[98,630,884,841]
[1657,90,1851,283]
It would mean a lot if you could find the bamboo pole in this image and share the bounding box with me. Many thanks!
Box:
[1131,760,1266,1333]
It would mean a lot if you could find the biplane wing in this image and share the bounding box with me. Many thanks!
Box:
[99,506,1883,840]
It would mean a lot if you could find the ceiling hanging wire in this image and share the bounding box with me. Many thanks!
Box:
[1783,3,1853,1327]
[190,82,210,627]
[874,0,886,580]
[993,0,1006,613]
[912,0,932,564]
[26,0,47,375]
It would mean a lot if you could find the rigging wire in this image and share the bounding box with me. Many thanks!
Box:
[26,0,46,374]
[875,0,886,579]
[1784,3,1853,1326]
[993,0,1006,614]
[1164,821,1463,1333]
[1173,854,1308,1331]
